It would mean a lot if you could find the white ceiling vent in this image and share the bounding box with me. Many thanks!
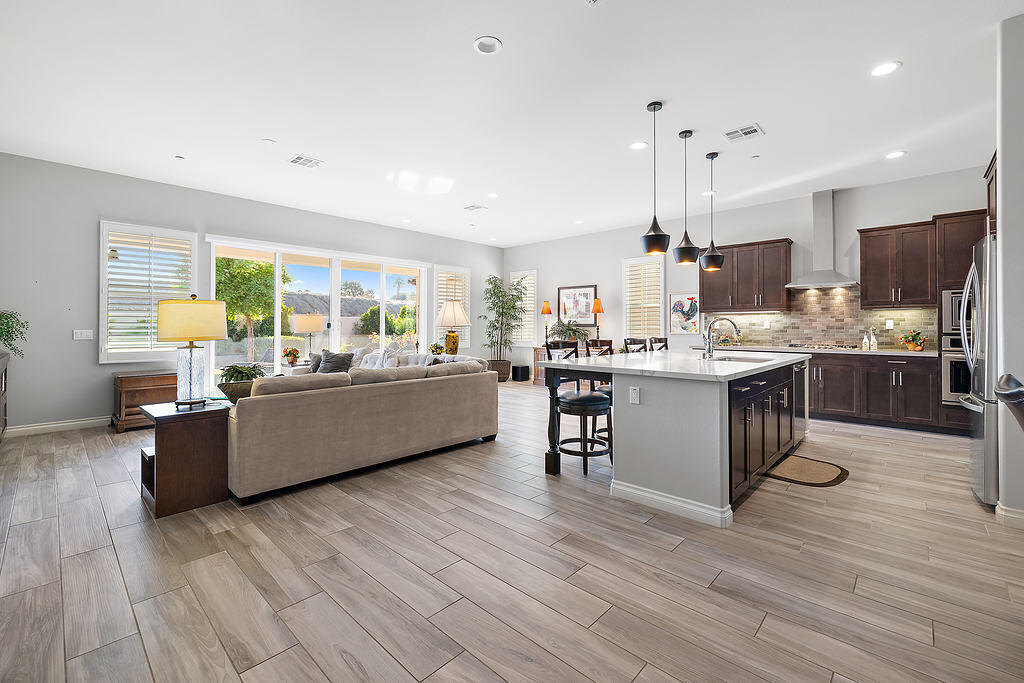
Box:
[463,204,488,211]
[722,123,765,142]
[289,155,324,168]
[583,0,605,5]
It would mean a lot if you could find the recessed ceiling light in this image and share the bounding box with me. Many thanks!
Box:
[885,150,907,160]
[487,192,499,199]
[259,138,277,144]
[574,220,583,225]
[173,155,185,160]
[400,219,410,223]
[426,176,455,195]
[630,141,648,150]
[702,190,716,196]
[468,223,476,228]
[473,36,503,55]
[489,237,497,241]
[871,61,902,77]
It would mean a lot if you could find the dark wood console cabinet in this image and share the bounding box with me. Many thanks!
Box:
[112,371,178,433]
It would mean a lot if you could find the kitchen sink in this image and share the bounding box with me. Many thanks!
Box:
[706,355,773,363]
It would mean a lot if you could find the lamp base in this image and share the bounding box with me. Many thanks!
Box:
[444,329,460,355]
[174,398,208,411]
[176,343,206,408]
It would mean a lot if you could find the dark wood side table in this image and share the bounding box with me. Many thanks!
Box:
[112,371,178,433]
[139,401,230,518]
[0,352,8,444]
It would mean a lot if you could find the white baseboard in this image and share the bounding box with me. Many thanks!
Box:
[610,479,733,528]
[996,502,1024,530]
[5,416,110,437]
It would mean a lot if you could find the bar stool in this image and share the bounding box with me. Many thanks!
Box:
[649,337,669,351]
[547,341,612,474]
[585,340,614,449]
[623,337,648,353]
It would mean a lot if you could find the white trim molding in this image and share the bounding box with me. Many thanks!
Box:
[609,479,733,528]
[6,416,111,437]
[996,502,1024,530]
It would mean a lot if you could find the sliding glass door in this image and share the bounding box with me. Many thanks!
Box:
[385,265,419,350]
[283,253,330,360]
[212,246,277,376]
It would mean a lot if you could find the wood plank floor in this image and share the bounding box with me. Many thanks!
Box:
[1,381,1023,681]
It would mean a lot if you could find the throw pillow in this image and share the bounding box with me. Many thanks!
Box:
[375,346,401,369]
[350,344,375,366]
[309,352,322,374]
[430,357,445,366]
[316,349,354,374]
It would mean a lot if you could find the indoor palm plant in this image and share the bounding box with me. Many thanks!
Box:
[478,275,527,381]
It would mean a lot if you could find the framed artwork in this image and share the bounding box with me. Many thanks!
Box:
[669,291,700,334]
[557,285,598,325]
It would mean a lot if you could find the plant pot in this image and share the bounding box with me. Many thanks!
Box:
[488,359,512,382]
[217,381,254,404]
[286,358,297,367]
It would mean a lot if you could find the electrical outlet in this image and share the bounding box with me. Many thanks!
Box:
[885,319,894,330]
[763,320,771,329]
[72,329,94,341]
[629,386,640,405]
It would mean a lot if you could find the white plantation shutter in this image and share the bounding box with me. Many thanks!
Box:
[510,270,537,345]
[100,222,197,362]
[623,256,664,338]
[435,266,471,345]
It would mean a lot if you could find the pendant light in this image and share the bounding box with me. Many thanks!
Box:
[640,101,670,255]
[699,151,725,272]
[672,129,699,264]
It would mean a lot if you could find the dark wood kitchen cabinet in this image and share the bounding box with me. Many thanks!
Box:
[700,238,792,312]
[809,357,861,418]
[729,365,797,504]
[936,209,987,289]
[858,222,936,308]
[894,361,939,425]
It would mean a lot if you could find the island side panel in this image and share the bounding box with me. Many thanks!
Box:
[608,375,733,528]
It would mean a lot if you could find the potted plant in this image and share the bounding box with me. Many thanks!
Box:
[547,319,590,344]
[0,311,28,358]
[898,330,928,352]
[478,275,528,382]
[282,347,301,366]
[217,364,266,403]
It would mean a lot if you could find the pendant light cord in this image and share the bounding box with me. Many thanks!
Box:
[652,107,657,216]
[683,135,687,232]
[709,154,714,242]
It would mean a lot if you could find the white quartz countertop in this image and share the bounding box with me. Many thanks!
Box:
[537,349,811,383]
[689,344,939,358]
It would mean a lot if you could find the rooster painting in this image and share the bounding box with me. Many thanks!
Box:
[670,294,699,333]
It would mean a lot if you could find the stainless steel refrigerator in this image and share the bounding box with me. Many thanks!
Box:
[959,233,999,504]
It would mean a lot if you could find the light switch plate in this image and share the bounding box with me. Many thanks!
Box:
[629,386,640,405]
[885,319,894,330]
[763,320,771,329]
[73,329,94,341]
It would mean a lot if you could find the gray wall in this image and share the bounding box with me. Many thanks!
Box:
[0,152,503,427]
[504,167,985,366]
[997,14,1024,518]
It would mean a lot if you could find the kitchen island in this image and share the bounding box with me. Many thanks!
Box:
[538,350,810,527]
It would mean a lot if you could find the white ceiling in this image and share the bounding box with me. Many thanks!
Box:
[1,0,1021,247]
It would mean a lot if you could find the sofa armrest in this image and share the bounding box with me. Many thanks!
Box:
[290,366,312,376]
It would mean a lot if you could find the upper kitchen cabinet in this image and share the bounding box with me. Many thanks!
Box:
[985,152,997,234]
[935,209,987,289]
[858,221,936,308]
[699,238,792,312]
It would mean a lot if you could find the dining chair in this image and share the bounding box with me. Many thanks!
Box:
[649,337,669,351]
[623,337,649,353]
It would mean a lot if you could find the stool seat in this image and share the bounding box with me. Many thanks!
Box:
[557,390,611,408]
[593,384,612,395]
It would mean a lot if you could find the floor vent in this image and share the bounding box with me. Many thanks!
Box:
[722,123,766,142]
[289,155,324,168]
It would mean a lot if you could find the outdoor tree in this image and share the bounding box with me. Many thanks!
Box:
[340,280,375,298]
[216,258,293,361]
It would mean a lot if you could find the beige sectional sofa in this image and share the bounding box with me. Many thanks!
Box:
[228,359,498,498]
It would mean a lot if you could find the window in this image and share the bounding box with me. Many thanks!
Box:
[509,269,537,345]
[435,266,470,347]
[212,246,277,372]
[100,221,197,363]
[622,255,664,338]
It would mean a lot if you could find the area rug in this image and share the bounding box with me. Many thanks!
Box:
[766,454,849,487]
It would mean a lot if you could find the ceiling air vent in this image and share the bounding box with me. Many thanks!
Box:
[722,123,765,142]
[289,155,324,168]
[583,0,605,5]
[463,204,488,211]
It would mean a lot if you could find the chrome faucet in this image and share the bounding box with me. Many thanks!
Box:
[703,317,740,359]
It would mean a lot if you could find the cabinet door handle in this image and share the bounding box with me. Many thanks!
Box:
[892,370,896,386]
[746,404,753,423]
[764,397,772,416]
[891,288,895,302]
[887,360,907,364]
[729,295,732,306]
[899,371,903,387]
[751,380,768,386]
[734,386,751,392]
[782,388,789,408]
[898,287,902,302]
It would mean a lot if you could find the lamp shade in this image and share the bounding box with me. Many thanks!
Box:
[436,300,471,328]
[592,298,605,314]
[292,313,324,334]
[157,296,227,342]
[540,300,552,315]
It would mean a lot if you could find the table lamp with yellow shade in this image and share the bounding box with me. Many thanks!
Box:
[592,297,605,339]
[292,313,324,360]
[436,299,470,355]
[540,300,552,342]
[157,295,227,409]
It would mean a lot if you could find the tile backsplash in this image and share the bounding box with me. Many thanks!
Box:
[705,286,938,350]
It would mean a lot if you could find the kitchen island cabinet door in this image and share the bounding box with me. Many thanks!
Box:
[860,229,897,308]
[861,364,898,421]
[897,364,939,425]
[895,224,936,306]
[762,391,780,470]
[731,245,760,309]
[777,379,794,455]
[729,388,750,501]
[817,362,860,417]
[700,247,734,311]
[746,392,765,480]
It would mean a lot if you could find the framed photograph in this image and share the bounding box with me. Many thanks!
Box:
[669,291,700,334]
[557,285,598,326]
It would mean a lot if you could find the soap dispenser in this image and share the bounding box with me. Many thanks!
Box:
[861,330,870,351]
[869,326,878,351]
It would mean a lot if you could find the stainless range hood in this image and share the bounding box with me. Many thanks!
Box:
[786,189,859,289]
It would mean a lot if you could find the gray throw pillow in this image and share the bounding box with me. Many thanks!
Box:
[309,352,322,374]
[316,349,354,374]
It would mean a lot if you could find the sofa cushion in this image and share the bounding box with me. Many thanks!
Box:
[309,352,322,373]
[425,360,486,378]
[349,365,429,385]
[251,372,352,396]
[316,349,354,374]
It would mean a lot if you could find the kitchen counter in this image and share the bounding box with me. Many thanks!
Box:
[690,344,939,358]
[537,349,812,383]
